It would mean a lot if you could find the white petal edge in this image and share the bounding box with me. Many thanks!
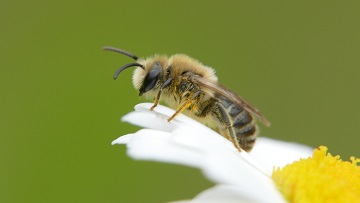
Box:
[170,184,285,203]
[113,130,204,167]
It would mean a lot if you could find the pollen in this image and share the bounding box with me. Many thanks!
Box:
[272,146,360,203]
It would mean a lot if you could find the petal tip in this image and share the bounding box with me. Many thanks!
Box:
[112,134,133,145]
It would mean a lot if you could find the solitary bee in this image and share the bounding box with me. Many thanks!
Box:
[104,46,270,152]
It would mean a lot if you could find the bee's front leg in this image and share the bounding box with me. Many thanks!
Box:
[150,90,161,111]
[150,78,172,111]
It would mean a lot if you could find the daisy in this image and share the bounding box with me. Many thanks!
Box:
[112,103,360,203]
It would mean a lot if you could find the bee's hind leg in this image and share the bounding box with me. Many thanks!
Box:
[215,102,242,152]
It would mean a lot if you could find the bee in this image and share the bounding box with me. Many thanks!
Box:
[104,46,270,152]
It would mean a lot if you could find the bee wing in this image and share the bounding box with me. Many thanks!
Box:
[190,76,271,126]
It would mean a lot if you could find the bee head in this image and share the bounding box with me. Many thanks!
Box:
[138,61,162,96]
[103,46,164,96]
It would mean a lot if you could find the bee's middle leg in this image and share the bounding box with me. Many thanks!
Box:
[167,99,193,122]
[168,90,201,122]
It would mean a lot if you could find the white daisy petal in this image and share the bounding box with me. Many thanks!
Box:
[198,150,285,203]
[113,103,288,203]
[114,129,204,167]
[250,137,313,171]
[171,184,286,203]
[114,128,285,202]
[121,109,175,132]
[112,134,133,145]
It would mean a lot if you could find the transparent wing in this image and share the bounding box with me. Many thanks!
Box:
[189,76,271,126]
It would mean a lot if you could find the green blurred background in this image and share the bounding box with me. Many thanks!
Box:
[1,1,359,202]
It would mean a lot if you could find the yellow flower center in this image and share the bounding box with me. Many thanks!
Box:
[272,146,360,203]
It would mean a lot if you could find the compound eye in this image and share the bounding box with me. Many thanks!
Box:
[139,62,162,95]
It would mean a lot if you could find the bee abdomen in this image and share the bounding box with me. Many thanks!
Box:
[235,122,257,151]
[218,97,258,152]
[232,110,252,128]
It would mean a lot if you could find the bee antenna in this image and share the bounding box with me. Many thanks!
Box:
[102,46,139,61]
[113,63,144,80]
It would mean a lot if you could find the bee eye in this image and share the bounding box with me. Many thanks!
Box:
[139,62,162,95]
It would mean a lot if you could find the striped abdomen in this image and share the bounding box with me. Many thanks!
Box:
[213,96,257,152]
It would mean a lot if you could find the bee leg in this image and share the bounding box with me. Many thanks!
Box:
[216,103,242,152]
[168,90,201,122]
[167,99,193,122]
[150,78,172,111]
[150,90,161,111]
[219,128,231,140]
